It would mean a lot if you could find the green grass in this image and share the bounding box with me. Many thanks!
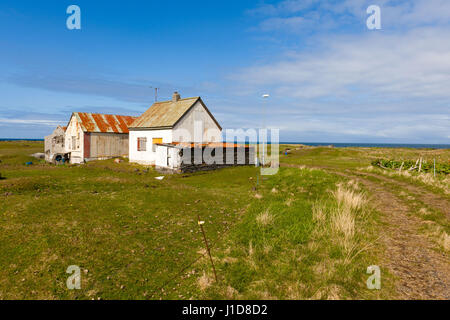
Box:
[1,141,445,299]
[0,141,44,166]
[280,145,450,170]
[280,144,449,198]
[361,173,449,253]
[183,168,390,299]
[0,142,260,299]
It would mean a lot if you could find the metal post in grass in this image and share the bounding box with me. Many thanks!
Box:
[261,94,269,168]
[198,215,218,282]
[434,158,436,177]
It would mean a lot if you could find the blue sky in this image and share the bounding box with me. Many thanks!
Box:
[0,0,449,143]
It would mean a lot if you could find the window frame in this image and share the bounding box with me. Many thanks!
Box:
[137,137,147,151]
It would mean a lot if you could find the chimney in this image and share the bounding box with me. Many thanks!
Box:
[172,91,181,102]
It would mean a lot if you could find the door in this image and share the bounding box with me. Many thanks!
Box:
[167,147,170,167]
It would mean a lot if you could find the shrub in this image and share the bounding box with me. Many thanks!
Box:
[371,159,449,174]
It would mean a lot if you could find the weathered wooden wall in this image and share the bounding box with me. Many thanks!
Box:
[88,132,129,159]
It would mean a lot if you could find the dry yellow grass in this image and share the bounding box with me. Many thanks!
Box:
[312,202,326,223]
[224,286,238,299]
[331,207,355,241]
[256,209,274,226]
[332,184,366,211]
[222,256,238,264]
[263,244,272,254]
[366,166,450,195]
[326,185,372,264]
[440,232,450,251]
[248,240,254,256]
[416,174,450,195]
[197,271,213,291]
[347,179,360,190]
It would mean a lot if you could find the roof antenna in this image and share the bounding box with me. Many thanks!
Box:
[149,86,159,102]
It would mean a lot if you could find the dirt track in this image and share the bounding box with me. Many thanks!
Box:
[282,163,450,299]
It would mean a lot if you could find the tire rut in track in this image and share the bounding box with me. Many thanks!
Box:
[349,170,450,219]
[281,163,450,299]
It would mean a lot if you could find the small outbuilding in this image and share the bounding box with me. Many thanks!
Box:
[44,125,68,163]
[65,112,137,164]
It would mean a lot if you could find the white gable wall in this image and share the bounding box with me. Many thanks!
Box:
[65,115,85,164]
[129,99,222,166]
[172,100,222,143]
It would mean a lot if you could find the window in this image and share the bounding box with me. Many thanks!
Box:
[53,135,64,146]
[72,136,76,150]
[137,137,147,151]
[152,137,163,152]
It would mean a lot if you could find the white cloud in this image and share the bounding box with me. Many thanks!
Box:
[259,16,306,31]
[235,27,450,101]
[250,0,450,33]
[0,118,62,126]
[228,1,450,143]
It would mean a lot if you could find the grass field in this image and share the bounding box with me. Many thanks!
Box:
[0,141,448,299]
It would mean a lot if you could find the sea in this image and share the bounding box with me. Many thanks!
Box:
[1,138,449,149]
[280,142,450,149]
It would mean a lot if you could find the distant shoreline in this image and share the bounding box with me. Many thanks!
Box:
[1,138,448,149]
[278,142,450,149]
[0,139,44,142]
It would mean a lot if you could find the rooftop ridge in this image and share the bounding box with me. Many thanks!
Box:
[73,111,137,118]
[151,96,199,104]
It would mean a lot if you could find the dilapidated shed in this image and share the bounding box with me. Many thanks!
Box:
[66,112,137,164]
[44,125,67,163]
[154,142,255,173]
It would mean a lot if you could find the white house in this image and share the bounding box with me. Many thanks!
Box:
[128,92,222,165]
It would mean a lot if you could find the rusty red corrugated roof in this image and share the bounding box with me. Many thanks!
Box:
[73,112,137,133]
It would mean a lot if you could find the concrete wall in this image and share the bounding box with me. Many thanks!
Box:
[129,129,173,165]
[172,100,222,143]
[155,145,182,170]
